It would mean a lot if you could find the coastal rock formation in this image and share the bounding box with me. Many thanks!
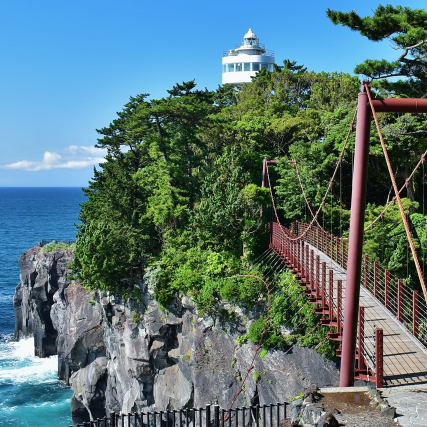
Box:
[14,248,340,424]
[13,245,74,357]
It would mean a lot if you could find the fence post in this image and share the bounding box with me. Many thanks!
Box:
[110,412,115,427]
[385,269,390,310]
[310,250,315,293]
[364,254,369,289]
[206,405,211,427]
[214,405,219,427]
[374,261,378,298]
[375,328,384,388]
[322,262,326,311]
[358,306,365,371]
[329,270,333,321]
[321,228,324,253]
[335,236,339,263]
[342,239,347,269]
[291,240,294,269]
[284,235,288,260]
[337,280,342,335]
[398,279,403,323]
[301,242,305,280]
[316,255,320,299]
[413,290,419,338]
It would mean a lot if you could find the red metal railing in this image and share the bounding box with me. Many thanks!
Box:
[270,221,385,386]
[290,222,427,348]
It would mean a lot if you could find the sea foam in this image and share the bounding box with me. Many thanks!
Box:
[0,337,58,385]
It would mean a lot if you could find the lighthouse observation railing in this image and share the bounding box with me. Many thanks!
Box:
[223,48,275,57]
[72,402,289,427]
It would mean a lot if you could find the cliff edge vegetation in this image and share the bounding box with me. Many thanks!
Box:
[72,4,427,360]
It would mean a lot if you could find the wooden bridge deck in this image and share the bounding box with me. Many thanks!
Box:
[274,241,427,387]
[309,242,427,387]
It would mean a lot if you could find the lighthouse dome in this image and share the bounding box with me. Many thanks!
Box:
[244,28,257,40]
[222,28,275,85]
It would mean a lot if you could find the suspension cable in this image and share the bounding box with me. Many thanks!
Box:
[278,108,357,240]
[340,154,343,238]
[423,157,425,277]
[293,160,323,228]
[364,82,427,304]
[364,148,427,231]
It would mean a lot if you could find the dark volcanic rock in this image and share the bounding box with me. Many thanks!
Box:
[14,246,73,357]
[14,247,340,424]
[64,292,339,423]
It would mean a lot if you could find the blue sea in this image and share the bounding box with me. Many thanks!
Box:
[0,188,86,427]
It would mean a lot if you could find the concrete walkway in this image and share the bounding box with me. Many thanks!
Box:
[321,385,427,426]
[382,384,427,426]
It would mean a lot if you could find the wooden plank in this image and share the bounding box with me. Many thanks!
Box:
[271,238,427,387]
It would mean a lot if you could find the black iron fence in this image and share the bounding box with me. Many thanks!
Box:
[72,402,289,427]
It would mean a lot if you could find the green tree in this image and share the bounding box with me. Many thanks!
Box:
[73,153,158,292]
[327,5,427,96]
[193,149,270,257]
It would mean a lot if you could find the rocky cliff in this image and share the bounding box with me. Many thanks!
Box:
[14,245,74,357]
[14,247,340,424]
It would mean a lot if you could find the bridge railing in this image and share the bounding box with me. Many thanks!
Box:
[72,402,289,427]
[270,221,383,386]
[361,254,427,347]
[291,222,427,349]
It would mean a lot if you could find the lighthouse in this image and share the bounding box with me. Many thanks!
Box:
[222,28,275,85]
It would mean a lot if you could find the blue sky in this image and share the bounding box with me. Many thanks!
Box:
[0,0,425,187]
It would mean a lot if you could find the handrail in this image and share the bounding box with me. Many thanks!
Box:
[270,220,387,387]
[72,401,289,427]
[292,221,427,348]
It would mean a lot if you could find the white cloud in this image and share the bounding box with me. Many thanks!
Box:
[1,146,108,172]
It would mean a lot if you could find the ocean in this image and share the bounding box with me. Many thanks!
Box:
[0,187,86,427]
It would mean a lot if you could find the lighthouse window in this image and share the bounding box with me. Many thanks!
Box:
[222,65,226,73]
[261,63,269,69]
[228,64,235,72]
[236,63,242,72]
[244,63,250,71]
[252,63,260,71]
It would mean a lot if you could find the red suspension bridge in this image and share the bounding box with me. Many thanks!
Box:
[263,83,427,388]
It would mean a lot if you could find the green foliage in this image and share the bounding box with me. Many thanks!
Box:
[193,149,270,257]
[363,200,427,287]
[327,5,427,96]
[41,241,74,254]
[72,16,427,365]
[242,270,338,359]
[259,348,268,359]
[290,392,304,402]
[236,334,249,345]
[131,310,141,323]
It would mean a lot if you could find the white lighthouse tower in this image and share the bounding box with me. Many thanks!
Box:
[222,28,275,85]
